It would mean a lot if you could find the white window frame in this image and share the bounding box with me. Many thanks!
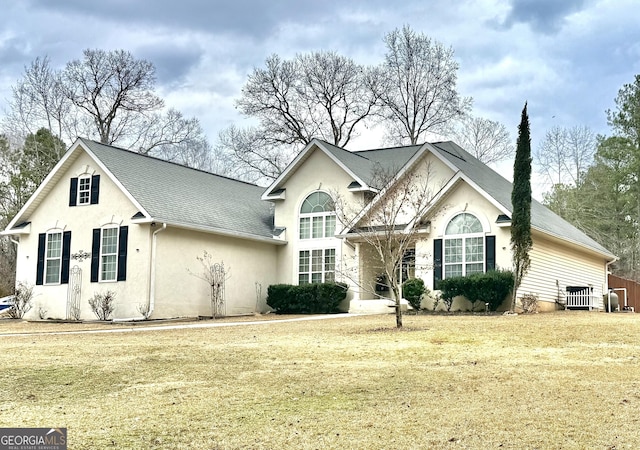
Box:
[299,191,336,240]
[443,213,485,279]
[99,226,119,282]
[77,175,92,205]
[44,231,63,285]
[298,248,336,284]
[297,191,339,284]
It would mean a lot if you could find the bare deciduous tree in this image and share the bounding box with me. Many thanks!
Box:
[536,125,596,187]
[2,56,73,142]
[62,49,164,145]
[224,51,380,181]
[450,115,514,164]
[334,162,438,328]
[216,125,297,184]
[2,49,212,170]
[374,26,471,145]
[236,51,378,148]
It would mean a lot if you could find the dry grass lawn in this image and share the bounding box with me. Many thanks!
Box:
[2,311,640,449]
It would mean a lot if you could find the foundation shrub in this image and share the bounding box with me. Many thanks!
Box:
[439,270,514,311]
[88,290,116,320]
[403,278,426,310]
[267,282,348,314]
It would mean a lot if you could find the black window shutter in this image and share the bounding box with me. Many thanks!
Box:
[434,239,443,289]
[117,226,128,281]
[61,231,72,284]
[69,178,78,206]
[90,174,100,204]
[485,235,496,272]
[36,233,46,285]
[91,228,100,282]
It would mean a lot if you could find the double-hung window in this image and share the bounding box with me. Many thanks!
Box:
[298,192,337,284]
[36,230,71,286]
[91,226,128,283]
[78,176,91,205]
[444,213,484,278]
[69,174,100,206]
[45,232,63,284]
[100,227,119,282]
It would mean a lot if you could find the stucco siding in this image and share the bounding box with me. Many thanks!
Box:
[14,150,151,320]
[153,227,278,318]
[421,181,512,292]
[273,147,360,301]
[519,232,608,310]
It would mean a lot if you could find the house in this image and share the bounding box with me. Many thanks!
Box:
[2,138,282,320]
[2,138,615,320]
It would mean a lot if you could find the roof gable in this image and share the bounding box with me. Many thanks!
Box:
[428,141,615,259]
[5,139,278,243]
[262,139,424,199]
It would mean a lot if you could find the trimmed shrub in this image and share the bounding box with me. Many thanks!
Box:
[439,270,514,311]
[403,278,426,310]
[266,284,294,312]
[267,282,348,314]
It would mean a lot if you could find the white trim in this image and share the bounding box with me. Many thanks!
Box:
[77,174,92,205]
[439,210,490,238]
[79,139,151,218]
[143,218,287,245]
[298,190,337,240]
[442,213,486,279]
[297,247,337,284]
[262,139,371,200]
[99,215,124,227]
[98,225,119,283]
[4,138,152,232]
[338,143,431,236]
[75,164,97,177]
[44,230,64,285]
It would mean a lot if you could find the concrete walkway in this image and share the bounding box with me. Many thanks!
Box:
[0,313,362,337]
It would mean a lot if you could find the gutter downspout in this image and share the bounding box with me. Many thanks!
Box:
[113,223,167,323]
[148,223,167,318]
[9,238,19,291]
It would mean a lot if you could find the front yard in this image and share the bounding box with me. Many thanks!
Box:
[1,312,639,449]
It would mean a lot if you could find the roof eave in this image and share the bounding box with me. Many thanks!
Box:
[262,139,369,199]
[143,219,287,246]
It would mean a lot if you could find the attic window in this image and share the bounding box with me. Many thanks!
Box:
[496,214,511,223]
[69,175,100,206]
[78,176,91,204]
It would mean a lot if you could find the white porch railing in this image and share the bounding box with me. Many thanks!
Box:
[565,287,600,310]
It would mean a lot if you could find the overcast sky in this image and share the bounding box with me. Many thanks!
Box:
[1,0,639,194]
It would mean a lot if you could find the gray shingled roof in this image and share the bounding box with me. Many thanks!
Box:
[318,140,422,188]
[318,139,612,258]
[431,141,615,258]
[79,139,275,240]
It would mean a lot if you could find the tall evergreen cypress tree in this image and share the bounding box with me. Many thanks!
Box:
[510,103,533,311]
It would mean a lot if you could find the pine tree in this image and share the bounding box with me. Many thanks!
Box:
[510,103,533,311]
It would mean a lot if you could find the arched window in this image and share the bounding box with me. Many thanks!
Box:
[299,192,336,239]
[444,213,484,278]
[298,192,336,284]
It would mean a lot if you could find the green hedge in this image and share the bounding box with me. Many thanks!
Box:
[267,282,348,314]
[403,278,426,310]
[439,270,514,311]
